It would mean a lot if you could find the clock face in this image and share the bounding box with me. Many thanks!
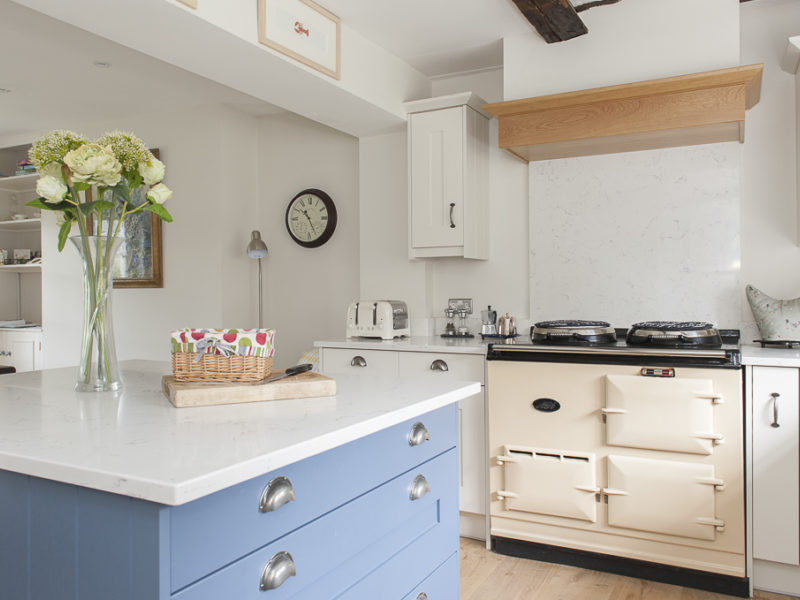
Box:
[285,189,337,248]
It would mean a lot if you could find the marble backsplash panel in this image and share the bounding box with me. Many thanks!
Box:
[529,143,742,329]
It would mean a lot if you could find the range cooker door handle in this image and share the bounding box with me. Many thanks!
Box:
[575,485,601,494]
[496,489,519,500]
[696,516,726,532]
[600,407,626,414]
[695,476,726,491]
[694,431,725,445]
[495,455,520,465]
[695,393,724,404]
[601,488,628,496]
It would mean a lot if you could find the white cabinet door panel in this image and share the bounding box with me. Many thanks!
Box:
[409,107,464,249]
[606,454,719,541]
[753,366,800,565]
[458,390,485,515]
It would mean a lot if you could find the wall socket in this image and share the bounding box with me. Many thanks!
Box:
[448,298,473,314]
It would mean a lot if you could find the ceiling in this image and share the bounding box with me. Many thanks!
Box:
[0,0,283,142]
[317,0,533,76]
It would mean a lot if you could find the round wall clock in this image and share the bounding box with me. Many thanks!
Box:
[285,188,338,248]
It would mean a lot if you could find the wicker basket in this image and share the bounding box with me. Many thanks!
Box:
[172,352,273,383]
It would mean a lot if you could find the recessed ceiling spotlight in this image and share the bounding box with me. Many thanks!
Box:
[92,61,112,69]
[0,88,11,94]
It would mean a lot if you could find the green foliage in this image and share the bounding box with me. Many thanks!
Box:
[27,198,70,211]
[145,202,173,222]
[57,219,73,252]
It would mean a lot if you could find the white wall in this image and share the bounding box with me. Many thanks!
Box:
[39,104,259,368]
[504,0,740,100]
[740,0,800,342]
[257,112,359,366]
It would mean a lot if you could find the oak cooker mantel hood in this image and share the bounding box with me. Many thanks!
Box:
[482,64,763,163]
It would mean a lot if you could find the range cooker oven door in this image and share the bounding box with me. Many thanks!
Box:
[604,374,725,455]
[605,454,724,541]
[496,446,598,522]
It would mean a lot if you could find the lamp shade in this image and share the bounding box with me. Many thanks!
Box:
[246,230,268,258]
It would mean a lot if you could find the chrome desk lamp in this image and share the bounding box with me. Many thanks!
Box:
[246,230,268,329]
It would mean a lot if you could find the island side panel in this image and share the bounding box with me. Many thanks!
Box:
[0,470,169,600]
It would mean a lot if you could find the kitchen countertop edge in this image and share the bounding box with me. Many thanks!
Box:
[314,336,489,354]
[741,345,800,367]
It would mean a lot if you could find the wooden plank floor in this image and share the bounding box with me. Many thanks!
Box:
[460,538,798,600]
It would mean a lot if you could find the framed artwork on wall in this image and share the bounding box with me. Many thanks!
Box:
[87,149,164,289]
[257,0,341,79]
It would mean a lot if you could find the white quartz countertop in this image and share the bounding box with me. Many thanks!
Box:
[741,345,800,367]
[314,336,490,355]
[0,360,480,506]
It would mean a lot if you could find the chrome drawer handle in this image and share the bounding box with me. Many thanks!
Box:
[350,355,367,367]
[430,359,448,372]
[771,392,780,428]
[260,551,296,591]
[408,422,430,446]
[409,474,430,501]
[417,594,429,600]
[259,476,295,513]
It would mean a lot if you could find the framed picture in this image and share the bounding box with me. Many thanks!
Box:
[257,0,341,79]
[87,149,164,289]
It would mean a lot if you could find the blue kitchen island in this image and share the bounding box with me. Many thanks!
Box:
[0,361,479,600]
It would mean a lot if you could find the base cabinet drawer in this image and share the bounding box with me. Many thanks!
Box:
[321,348,399,375]
[173,449,458,599]
[401,551,459,600]
[170,405,457,591]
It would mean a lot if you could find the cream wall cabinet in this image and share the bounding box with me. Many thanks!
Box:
[750,364,800,596]
[0,329,42,373]
[319,345,487,539]
[404,92,490,260]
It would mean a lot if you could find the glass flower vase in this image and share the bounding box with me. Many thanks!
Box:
[70,235,123,392]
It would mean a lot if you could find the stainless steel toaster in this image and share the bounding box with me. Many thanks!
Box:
[346,301,410,339]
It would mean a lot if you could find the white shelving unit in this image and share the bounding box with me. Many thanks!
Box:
[0,173,38,193]
[0,217,42,232]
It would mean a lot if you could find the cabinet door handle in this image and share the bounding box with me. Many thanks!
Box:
[449,203,456,228]
[259,476,295,513]
[408,422,430,446]
[771,392,780,428]
[430,359,448,372]
[409,474,430,501]
[350,355,367,367]
[416,594,429,600]
[260,551,296,591]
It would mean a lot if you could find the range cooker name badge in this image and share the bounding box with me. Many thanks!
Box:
[640,367,675,378]
[532,398,561,412]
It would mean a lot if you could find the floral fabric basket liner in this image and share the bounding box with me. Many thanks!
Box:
[171,328,275,383]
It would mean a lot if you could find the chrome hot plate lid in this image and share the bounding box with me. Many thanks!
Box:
[532,320,617,346]
[626,321,722,347]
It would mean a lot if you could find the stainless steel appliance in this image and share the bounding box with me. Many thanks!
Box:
[346,300,409,339]
[487,321,747,597]
[481,306,497,336]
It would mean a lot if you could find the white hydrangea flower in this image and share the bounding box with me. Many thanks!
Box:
[146,183,172,205]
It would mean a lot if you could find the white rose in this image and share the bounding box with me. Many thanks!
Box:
[36,175,68,204]
[40,162,63,179]
[138,155,165,186]
[64,143,122,187]
[146,183,172,205]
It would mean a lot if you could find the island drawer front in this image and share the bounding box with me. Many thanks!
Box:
[170,404,457,591]
[398,351,485,385]
[400,551,459,600]
[321,347,399,375]
[172,448,458,599]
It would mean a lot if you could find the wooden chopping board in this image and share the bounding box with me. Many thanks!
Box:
[162,370,336,408]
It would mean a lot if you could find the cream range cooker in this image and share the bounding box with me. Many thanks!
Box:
[487,321,747,597]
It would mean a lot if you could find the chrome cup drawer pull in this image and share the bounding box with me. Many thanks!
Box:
[408,422,430,447]
[260,551,296,591]
[417,594,429,600]
[259,476,296,513]
[409,474,430,501]
[350,355,367,367]
[430,359,448,371]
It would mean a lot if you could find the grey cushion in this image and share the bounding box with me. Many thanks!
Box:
[746,284,800,341]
